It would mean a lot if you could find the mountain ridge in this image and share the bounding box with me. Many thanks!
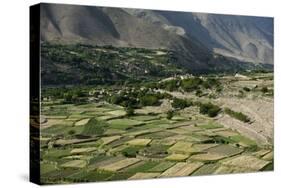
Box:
[124,9,273,64]
[40,3,273,72]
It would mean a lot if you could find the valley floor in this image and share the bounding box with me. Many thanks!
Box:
[37,73,274,184]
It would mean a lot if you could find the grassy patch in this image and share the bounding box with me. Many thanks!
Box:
[139,144,170,158]
[42,120,84,136]
[148,162,175,172]
[189,153,226,162]
[89,155,113,166]
[42,168,79,181]
[99,158,141,172]
[100,136,121,145]
[137,131,176,139]
[82,118,107,136]
[130,115,160,121]
[191,163,220,176]
[75,118,90,126]
[75,170,114,182]
[198,122,223,130]
[165,154,190,161]
[108,119,144,130]
[168,141,196,154]
[106,110,126,116]
[127,139,152,146]
[206,144,243,157]
[107,137,132,148]
[230,135,256,146]
[222,155,270,171]
[60,160,87,168]
[43,106,71,116]
[109,172,135,181]
[122,161,160,173]
[261,162,273,171]
[43,148,72,160]
[40,163,57,175]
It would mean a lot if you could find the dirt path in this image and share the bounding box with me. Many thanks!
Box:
[157,89,273,145]
[216,97,273,145]
[216,115,269,145]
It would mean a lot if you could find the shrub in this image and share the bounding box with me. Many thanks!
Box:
[224,108,250,123]
[166,110,174,120]
[238,90,245,98]
[208,93,216,99]
[64,93,73,103]
[195,89,203,97]
[261,86,269,93]
[209,135,232,144]
[243,87,251,92]
[199,103,221,117]
[125,106,135,116]
[68,130,76,135]
[208,108,221,117]
[216,86,223,93]
[121,146,142,158]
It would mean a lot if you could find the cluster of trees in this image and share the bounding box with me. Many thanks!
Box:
[170,97,222,119]
[161,79,179,91]
[199,102,221,117]
[224,107,250,123]
[172,98,192,109]
[157,77,222,93]
[41,43,87,64]
[42,87,89,104]
[202,78,221,89]
[42,42,182,86]
[140,94,160,106]
[181,77,203,92]
[107,89,172,110]
[108,94,138,108]
[63,93,87,104]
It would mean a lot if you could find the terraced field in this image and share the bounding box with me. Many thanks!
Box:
[40,89,273,184]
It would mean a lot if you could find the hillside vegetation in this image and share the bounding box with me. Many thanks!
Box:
[41,43,182,85]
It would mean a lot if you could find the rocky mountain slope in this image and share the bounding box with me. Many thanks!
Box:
[125,9,273,64]
[40,3,273,73]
